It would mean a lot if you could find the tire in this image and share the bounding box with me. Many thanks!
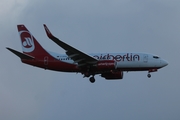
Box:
[147,74,151,78]
[89,77,95,83]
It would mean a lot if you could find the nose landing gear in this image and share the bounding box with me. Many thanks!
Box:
[147,69,157,78]
[147,73,151,78]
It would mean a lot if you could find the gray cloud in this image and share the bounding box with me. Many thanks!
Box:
[1,0,180,120]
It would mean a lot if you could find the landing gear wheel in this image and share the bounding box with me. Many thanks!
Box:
[89,77,95,83]
[147,73,151,78]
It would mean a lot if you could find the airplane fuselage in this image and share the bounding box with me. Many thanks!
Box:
[22,51,167,73]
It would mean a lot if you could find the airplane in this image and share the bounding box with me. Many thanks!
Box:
[6,24,168,83]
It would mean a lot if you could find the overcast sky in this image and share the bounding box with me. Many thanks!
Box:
[1,0,180,120]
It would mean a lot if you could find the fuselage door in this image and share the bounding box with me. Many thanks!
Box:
[143,54,148,63]
[44,56,48,65]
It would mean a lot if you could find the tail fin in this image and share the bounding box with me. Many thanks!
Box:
[17,25,47,56]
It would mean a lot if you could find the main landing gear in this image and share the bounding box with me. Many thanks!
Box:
[89,76,95,83]
[83,71,96,83]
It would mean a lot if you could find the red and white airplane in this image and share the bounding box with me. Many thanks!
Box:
[7,25,168,83]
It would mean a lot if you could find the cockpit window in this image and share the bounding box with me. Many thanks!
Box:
[153,56,159,59]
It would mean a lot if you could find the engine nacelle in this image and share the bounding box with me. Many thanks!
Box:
[101,71,123,80]
[96,60,117,70]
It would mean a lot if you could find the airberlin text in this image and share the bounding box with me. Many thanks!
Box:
[93,53,140,62]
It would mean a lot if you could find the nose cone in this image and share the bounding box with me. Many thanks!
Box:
[161,59,168,67]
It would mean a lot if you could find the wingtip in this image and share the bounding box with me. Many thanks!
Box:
[43,24,47,29]
[17,24,24,27]
[43,24,54,38]
[6,47,11,50]
[6,47,15,53]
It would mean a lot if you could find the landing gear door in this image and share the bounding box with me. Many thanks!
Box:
[143,54,148,63]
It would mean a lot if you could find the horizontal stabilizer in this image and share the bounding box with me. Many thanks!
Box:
[6,47,34,60]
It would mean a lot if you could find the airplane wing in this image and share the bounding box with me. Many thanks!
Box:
[43,24,98,67]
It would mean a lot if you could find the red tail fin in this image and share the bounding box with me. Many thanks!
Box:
[17,25,47,56]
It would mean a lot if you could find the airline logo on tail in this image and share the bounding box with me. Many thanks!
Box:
[19,30,35,52]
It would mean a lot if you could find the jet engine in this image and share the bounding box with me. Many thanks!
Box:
[101,71,123,80]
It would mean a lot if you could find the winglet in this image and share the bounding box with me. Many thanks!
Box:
[43,24,54,39]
